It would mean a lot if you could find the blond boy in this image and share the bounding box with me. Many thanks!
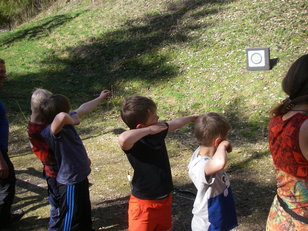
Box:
[27,88,60,230]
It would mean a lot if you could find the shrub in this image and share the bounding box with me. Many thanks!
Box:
[0,0,56,29]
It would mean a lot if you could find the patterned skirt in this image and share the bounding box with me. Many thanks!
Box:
[266,196,307,231]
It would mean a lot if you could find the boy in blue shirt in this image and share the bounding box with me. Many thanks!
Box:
[40,90,110,231]
[188,112,238,231]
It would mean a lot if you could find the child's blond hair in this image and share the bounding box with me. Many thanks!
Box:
[31,88,52,112]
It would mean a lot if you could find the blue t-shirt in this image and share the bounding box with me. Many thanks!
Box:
[0,100,8,151]
[41,124,91,185]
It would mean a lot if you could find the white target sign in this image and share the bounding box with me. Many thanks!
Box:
[246,48,270,71]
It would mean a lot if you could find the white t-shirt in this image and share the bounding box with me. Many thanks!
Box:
[188,147,238,231]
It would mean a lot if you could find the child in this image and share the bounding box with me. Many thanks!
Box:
[118,95,197,231]
[40,90,111,231]
[27,88,60,230]
[188,112,237,231]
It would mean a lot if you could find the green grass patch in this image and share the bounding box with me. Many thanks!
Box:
[0,0,307,230]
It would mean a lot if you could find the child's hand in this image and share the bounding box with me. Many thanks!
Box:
[191,115,199,122]
[99,90,111,100]
[148,123,168,135]
[70,113,80,125]
[218,140,232,153]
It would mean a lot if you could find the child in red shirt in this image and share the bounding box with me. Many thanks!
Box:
[27,88,59,230]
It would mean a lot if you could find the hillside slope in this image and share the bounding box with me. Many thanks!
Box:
[0,0,307,230]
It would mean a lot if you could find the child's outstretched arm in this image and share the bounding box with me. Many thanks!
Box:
[119,123,168,150]
[204,140,232,176]
[75,90,111,118]
[167,115,198,132]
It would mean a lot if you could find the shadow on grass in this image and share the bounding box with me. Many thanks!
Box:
[14,169,48,215]
[93,196,129,230]
[228,150,269,173]
[5,216,49,231]
[231,177,274,217]
[10,173,274,231]
[172,179,274,230]
[223,97,270,145]
[0,12,85,47]
[9,143,32,159]
[2,0,236,115]
[15,167,43,179]
[8,168,49,230]
[14,168,47,213]
[89,178,274,231]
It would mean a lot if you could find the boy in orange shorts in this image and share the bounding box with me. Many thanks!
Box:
[119,96,197,231]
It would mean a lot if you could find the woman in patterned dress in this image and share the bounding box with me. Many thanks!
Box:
[266,54,308,230]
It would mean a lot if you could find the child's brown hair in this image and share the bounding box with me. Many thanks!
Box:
[194,112,231,146]
[120,96,157,129]
[40,94,71,124]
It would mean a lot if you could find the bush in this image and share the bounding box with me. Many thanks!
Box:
[0,0,56,29]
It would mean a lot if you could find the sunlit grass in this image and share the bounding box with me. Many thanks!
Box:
[0,0,307,230]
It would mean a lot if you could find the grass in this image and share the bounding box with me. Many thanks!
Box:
[0,0,307,230]
[0,0,57,29]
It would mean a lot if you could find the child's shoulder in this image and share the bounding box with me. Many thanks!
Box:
[189,151,211,169]
[27,121,48,136]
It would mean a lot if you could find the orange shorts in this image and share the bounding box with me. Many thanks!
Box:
[128,194,172,231]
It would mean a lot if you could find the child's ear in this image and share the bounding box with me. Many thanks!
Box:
[136,124,144,129]
[214,137,222,148]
